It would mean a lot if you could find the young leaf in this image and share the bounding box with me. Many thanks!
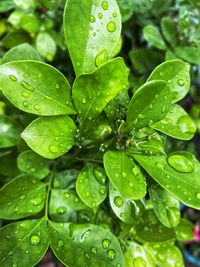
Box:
[17,150,49,179]
[0,61,75,116]
[0,175,46,219]
[49,221,124,267]
[109,183,144,224]
[76,164,107,209]
[175,218,194,241]
[2,43,41,64]
[36,32,56,61]
[21,116,76,159]
[133,153,200,209]
[72,58,128,124]
[104,151,146,199]
[161,17,177,46]
[148,59,190,102]
[152,104,196,140]
[0,115,22,148]
[49,189,88,222]
[0,218,49,267]
[174,46,200,65]
[144,243,184,267]
[143,25,166,50]
[149,184,180,228]
[64,0,122,75]
[135,210,176,242]
[126,81,171,130]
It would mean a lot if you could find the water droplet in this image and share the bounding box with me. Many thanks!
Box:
[49,145,58,153]
[8,250,15,256]
[102,239,111,249]
[98,12,103,19]
[12,264,17,267]
[133,257,147,267]
[57,239,64,247]
[73,197,79,203]
[122,171,127,178]
[161,105,166,113]
[33,104,40,111]
[6,234,11,239]
[23,101,29,107]
[89,15,96,23]
[94,167,106,185]
[91,201,97,208]
[156,162,165,170]
[30,235,40,245]
[138,114,145,119]
[21,81,34,91]
[149,104,153,110]
[76,61,81,67]
[177,115,196,134]
[107,249,116,261]
[196,193,200,199]
[80,230,91,242]
[107,21,116,32]
[95,49,108,67]
[9,75,17,81]
[112,12,117,18]
[99,188,105,195]
[31,197,42,206]
[21,91,29,98]
[64,192,70,199]
[129,181,134,188]
[114,196,123,207]
[132,166,140,176]
[177,79,185,86]
[101,1,108,10]
[56,83,60,89]
[167,154,194,173]
[90,246,97,254]
[84,252,90,258]
[166,207,180,227]
[82,98,86,104]
[57,206,67,214]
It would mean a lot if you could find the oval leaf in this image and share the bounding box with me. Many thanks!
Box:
[104,151,146,199]
[21,116,76,159]
[0,175,46,220]
[143,25,166,50]
[174,46,200,65]
[175,218,194,241]
[49,221,124,267]
[64,0,122,75]
[148,59,190,102]
[126,80,171,130]
[0,218,49,267]
[0,61,75,115]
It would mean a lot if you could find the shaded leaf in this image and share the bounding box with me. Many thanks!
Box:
[53,169,79,189]
[174,46,200,65]
[175,218,194,241]
[143,25,166,50]
[161,17,177,46]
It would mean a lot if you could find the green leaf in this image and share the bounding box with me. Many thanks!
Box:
[2,43,41,64]
[124,242,156,267]
[17,150,49,179]
[144,243,184,267]
[152,104,196,140]
[0,115,22,148]
[0,151,19,177]
[20,13,40,33]
[49,221,124,267]
[49,189,88,222]
[175,218,194,241]
[149,184,180,228]
[174,46,200,65]
[126,81,171,130]
[0,218,49,267]
[53,169,79,189]
[0,0,15,13]
[0,175,46,220]
[36,32,57,61]
[116,0,135,22]
[161,17,177,46]
[133,153,200,209]
[76,164,107,209]
[72,58,128,124]
[135,210,176,242]
[109,183,144,224]
[148,59,190,102]
[21,116,76,159]
[104,151,146,199]
[143,25,166,50]
[13,0,36,10]
[64,0,122,75]
[0,60,75,116]
[2,31,30,49]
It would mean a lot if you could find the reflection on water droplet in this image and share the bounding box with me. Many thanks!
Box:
[101,1,108,10]
[177,79,185,86]
[57,239,64,247]
[23,101,29,107]
[30,235,40,245]
[107,21,116,32]
[156,162,165,170]
[31,197,42,206]
[133,257,147,267]
[9,75,17,81]
[177,115,196,134]
[57,206,67,214]
[21,81,34,91]
[196,193,200,199]
[95,49,108,67]
[90,246,97,254]
[21,91,29,98]
[114,196,123,207]
[102,239,111,249]
[98,12,103,19]
[49,145,58,153]
[107,249,116,261]
[33,104,40,111]
[89,15,96,23]
[167,154,194,173]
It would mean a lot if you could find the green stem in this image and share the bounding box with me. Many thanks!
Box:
[45,164,56,219]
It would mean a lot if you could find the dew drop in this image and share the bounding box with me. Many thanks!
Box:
[49,145,58,153]
[156,162,165,170]
[80,230,91,242]
[33,104,40,111]
[167,154,194,173]
[21,91,29,98]
[95,49,108,67]
[149,104,153,110]
[64,192,70,199]
[8,250,15,256]
[76,61,81,67]
[107,21,116,32]
[89,15,96,23]
[57,206,67,214]
[73,197,79,203]
[94,167,107,185]
[30,235,40,245]
[107,249,116,261]
[91,201,97,208]
[132,166,140,176]
[161,105,166,113]
[128,181,134,188]
[196,193,200,199]
[31,197,42,206]
[23,101,29,107]
[12,264,17,267]
[90,246,97,254]
[9,75,17,81]
[112,12,117,18]
[101,1,108,10]
[21,81,34,91]
[114,196,123,207]
[166,207,180,227]
[133,257,147,267]
[98,12,103,19]
[57,239,64,247]
[138,114,145,119]
[177,79,185,86]
[102,239,111,249]
[84,252,90,258]
[82,98,86,104]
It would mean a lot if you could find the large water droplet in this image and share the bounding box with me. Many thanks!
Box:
[114,196,123,207]
[95,49,108,67]
[98,12,103,19]
[107,21,116,32]
[57,206,67,214]
[49,145,58,153]
[9,75,17,81]
[33,104,40,111]
[102,239,111,249]
[132,166,140,176]
[167,154,194,173]
[64,192,70,199]
[21,81,34,91]
[30,235,40,245]
[101,1,108,10]
[177,115,196,134]
[107,249,116,261]
[89,15,96,23]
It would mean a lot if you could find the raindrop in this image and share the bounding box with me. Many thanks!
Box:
[6,235,11,239]
[122,171,127,178]
[95,49,108,67]
[80,230,91,242]
[166,207,180,227]
[84,252,90,258]
[23,101,29,107]
[8,250,15,256]
[114,196,123,207]
[9,75,17,81]
[99,188,105,195]
[21,81,34,91]
[98,12,103,19]
[89,15,96,23]
[57,239,64,247]
[64,192,70,199]
[57,207,67,214]
[107,21,116,32]
[112,12,117,18]
[76,62,81,67]
[167,154,194,173]
[56,84,60,89]
[73,197,79,203]
[94,167,107,185]
[161,105,166,113]
[90,246,97,254]
[12,264,17,267]
[31,197,42,206]
[91,201,97,208]
[82,98,86,104]
[102,239,111,249]
[49,145,58,153]
[30,235,40,245]
[149,104,153,110]
[128,182,134,188]
[101,1,108,10]
[132,166,140,176]
[156,162,165,170]
[138,114,145,119]
[21,91,29,98]
[33,104,40,111]
[177,79,185,86]
[107,249,116,261]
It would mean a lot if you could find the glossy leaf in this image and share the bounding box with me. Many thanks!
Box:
[149,184,180,228]
[126,80,171,130]
[36,32,57,61]
[0,115,22,148]
[133,153,200,209]
[17,150,49,179]
[72,58,128,124]
[2,43,41,64]
[0,175,46,219]
[104,151,146,199]
[49,189,88,222]
[152,104,196,140]
[124,242,155,267]
[109,183,144,224]
[175,218,194,241]
[174,46,200,65]
[143,25,166,50]
[148,59,190,102]
[0,61,75,116]
[53,169,79,189]
[135,210,176,242]
[64,0,122,75]
[0,151,19,177]
[21,116,76,159]
[49,221,124,267]
[76,164,107,209]
[161,17,177,46]
[144,243,184,267]
[0,218,49,267]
